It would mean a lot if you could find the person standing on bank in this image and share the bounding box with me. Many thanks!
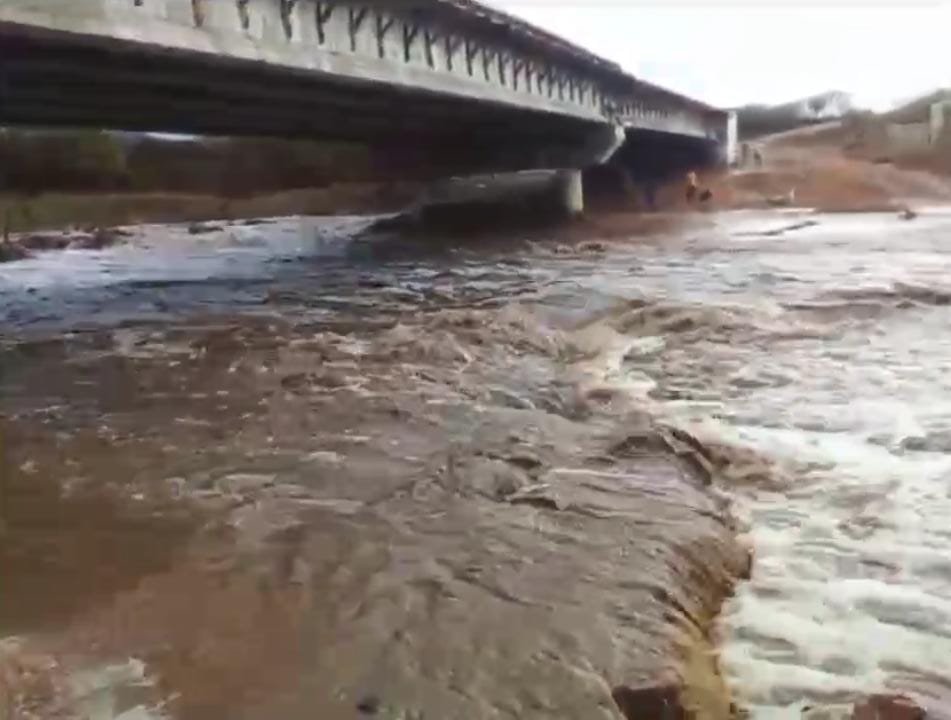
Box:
[685,170,699,203]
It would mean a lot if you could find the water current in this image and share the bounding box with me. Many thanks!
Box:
[2,209,950,718]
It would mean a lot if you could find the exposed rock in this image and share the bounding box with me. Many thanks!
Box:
[2,307,752,719]
[487,387,535,410]
[0,241,31,263]
[187,221,224,235]
[10,228,128,253]
[17,233,71,251]
[76,224,133,238]
[356,694,381,715]
[578,240,608,253]
[852,695,926,720]
[279,372,311,391]
[506,483,566,511]
[802,704,853,720]
[501,450,544,471]
[587,386,622,404]
[609,431,671,458]
[611,683,690,720]
[899,207,918,221]
[68,228,125,250]
[450,457,529,500]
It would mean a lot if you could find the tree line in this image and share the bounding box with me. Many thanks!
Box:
[0,129,374,196]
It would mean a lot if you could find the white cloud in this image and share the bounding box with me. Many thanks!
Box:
[487,0,951,109]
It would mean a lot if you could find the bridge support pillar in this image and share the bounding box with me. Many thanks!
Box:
[552,169,584,216]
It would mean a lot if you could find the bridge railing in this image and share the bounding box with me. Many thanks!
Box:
[106,0,616,123]
[606,99,718,140]
[1,0,730,155]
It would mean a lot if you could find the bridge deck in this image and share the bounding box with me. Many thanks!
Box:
[0,0,734,172]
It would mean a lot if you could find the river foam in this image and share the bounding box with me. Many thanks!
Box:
[568,209,951,716]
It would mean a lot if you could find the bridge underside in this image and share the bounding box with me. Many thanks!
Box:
[0,27,617,180]
[616,128,720,181]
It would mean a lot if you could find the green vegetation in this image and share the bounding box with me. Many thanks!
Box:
[1,186,417,236]
[0,129,373,195]
[123,135,373,196]
[0,129,129,195]
[0,129,387,234]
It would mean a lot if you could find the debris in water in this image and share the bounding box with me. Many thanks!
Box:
[356,694,381,715]
[611,683,688,720]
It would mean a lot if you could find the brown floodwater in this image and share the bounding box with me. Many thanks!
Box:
[2,210,951,719]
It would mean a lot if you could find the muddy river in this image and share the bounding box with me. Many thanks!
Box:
[1,210,950,718]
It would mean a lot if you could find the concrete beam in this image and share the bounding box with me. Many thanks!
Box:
[0,0,607,122]
[0,0,733,176]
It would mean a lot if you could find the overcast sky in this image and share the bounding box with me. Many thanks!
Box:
[487,0,950,110]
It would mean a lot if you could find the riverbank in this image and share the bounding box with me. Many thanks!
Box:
[718,122,951,213]
[5,125,951,264]
[0,183,418,236]
[0,126,951,259]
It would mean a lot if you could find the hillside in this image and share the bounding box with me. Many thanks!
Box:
[711,113,951,213]
[885,88,951,124]
[735,91,854,140]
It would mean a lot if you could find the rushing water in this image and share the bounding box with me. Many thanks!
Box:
[643,211,951,717]
[2,209,951,718]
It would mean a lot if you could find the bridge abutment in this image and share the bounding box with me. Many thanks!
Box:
[613,128,721,186]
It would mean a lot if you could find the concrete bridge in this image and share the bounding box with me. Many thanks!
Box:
[0,0,736,210]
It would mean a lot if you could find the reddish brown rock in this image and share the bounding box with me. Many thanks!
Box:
[612,683,690,720]
[852,694,926,720]
[187,221,224,235]
[0,240,31,262]
[17,232,71,251]
[67,228,123,250]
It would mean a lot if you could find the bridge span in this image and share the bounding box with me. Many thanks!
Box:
[0,0,736,209]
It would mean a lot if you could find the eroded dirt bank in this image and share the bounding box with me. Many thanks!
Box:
[716,124,951,213]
